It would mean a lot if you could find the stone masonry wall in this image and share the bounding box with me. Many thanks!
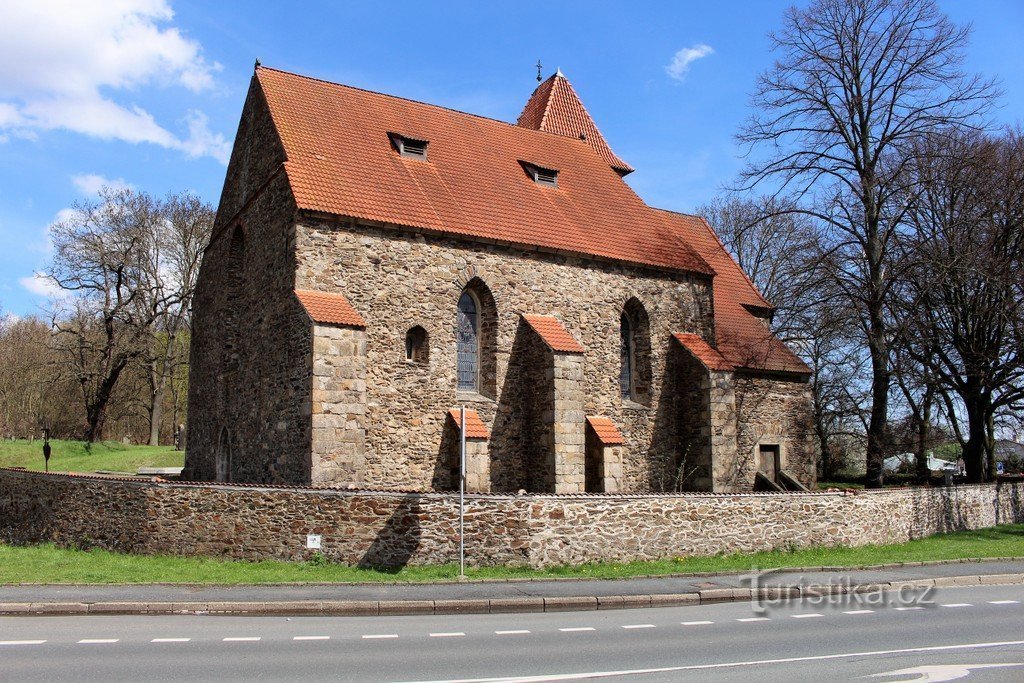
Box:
[733,374,817,489]
[295,216,715,493]
[2,470,1020,568]
[310,325,367,485]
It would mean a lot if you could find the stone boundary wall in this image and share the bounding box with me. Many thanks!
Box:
[1,469,1021,568]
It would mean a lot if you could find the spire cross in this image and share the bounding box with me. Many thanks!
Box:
[536,60,542,82]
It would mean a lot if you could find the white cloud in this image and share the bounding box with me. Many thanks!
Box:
[665,44,715,81]
[0,1,226,163]
[72,173,133,196]
[178,109,231,164]
[20,272,63,299]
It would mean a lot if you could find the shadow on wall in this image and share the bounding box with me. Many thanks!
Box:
[647,339,691,492]
[358,497,422,570]
[996,479,1024,525]
[431,418,460,492]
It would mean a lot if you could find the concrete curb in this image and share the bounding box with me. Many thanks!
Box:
[2,572,1022,617]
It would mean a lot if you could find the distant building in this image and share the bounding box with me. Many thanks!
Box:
[185,66,815,493]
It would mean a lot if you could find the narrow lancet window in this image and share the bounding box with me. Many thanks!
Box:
[457,292,479,390]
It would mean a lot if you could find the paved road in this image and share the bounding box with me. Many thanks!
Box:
[2,585,1023,681]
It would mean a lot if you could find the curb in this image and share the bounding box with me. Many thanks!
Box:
[2,572,1022,617]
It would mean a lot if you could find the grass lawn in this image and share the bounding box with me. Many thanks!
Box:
[0,439,184,474]
[1,524,1021,585]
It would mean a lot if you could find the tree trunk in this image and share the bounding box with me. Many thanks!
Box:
[962,387,988,483]
[147,358,164,446]
[865,333,889,488]
[915,391,933,485]
[83,357,129,443]
[985,411,997,481]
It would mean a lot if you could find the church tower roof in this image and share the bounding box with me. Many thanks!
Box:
[516,71,634,176]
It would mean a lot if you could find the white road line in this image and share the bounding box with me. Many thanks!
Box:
[395,639,1024,683]
[362,634,399,640]
[559,627,595,632]
[0,640,46,646]
[791,613,823,619]
[681,621,713,626]
[736,617,770,622]
[430,632,466,638]
[843,610,874,615]
[151,638,190,643]
[495,630,530,635]
[941,603,973,607]
[621,624,656,629]
[223,637,261,642]
[894,606,925,611]
[989,600,1020,605]
[294,636,330,641]
[78,639,119,644]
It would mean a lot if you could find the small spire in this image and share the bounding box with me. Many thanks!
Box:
[536,59,543,83]
[556,67,564,78]
[254,57,261,70]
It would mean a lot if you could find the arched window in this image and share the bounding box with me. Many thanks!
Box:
[405,326,429,364]
[621,298,652,405]
[620,312,633,400]
[457,292,479,390]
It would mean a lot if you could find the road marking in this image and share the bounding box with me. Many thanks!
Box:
[940,603,973,607]
[495,630,530,635]
[430,632,465,638]
[559,627,595,632]
[736,617,770,622]
[362,634,399,640]
[621,624,656,629]
[681,621,713,626]
[894,606,925,611]
[294,636,330,641]
[223,637,261,642]
[151,638,190,643]
[843,610,874,615]
[791,613,823,618]
[78,639,119,644]
[395,639,1024,682]
[0,640,46,646]
[989,600,1020,605]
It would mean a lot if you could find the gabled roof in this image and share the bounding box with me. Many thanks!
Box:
[517,71,634,175]
[295,289,366,328]
[255,66,710,276]
[447,408,490,439]
[659,210,810,376]
[521,314,585,354]
[586,416,625,445]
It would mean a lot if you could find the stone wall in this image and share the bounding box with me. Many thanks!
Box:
[295,216,715,492]
[3,469,1021,569]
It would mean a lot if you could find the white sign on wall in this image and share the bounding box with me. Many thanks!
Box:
[306,534,322,550]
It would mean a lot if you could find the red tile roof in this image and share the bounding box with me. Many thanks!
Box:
[295,289,366,328]
[673,333,734,372]
[517,72,634,175]
[447,408,490,439]
[659,211,810,375]
[586,416,625,445]
[521,314,585,354]
[254,66,710,276]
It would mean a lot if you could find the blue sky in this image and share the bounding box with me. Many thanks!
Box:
[1,0,1022,317]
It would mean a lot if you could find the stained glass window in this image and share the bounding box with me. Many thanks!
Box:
[457,292,479,390]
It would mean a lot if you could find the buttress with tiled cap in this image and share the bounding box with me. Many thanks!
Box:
[517,70,634,176]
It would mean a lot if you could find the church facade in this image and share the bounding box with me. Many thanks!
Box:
[184,65,815,493]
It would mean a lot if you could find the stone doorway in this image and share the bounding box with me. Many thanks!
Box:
[758,444,780,481]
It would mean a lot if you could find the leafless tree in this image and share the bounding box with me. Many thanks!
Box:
[898,129,1024,481]
[738,0,997,487]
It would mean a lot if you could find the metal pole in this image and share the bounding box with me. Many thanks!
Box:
[459,405,466,579]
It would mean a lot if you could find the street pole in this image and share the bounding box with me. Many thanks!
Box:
[459,405,466,579]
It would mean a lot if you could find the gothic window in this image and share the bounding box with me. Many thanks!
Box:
[620,313,633,400]
[405,325,429,364]
[457,292,479,390]
[621,298,652,406]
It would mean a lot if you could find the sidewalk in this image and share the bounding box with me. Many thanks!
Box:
[2,558,1022,617]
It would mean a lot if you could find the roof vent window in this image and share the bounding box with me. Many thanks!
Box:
[526,164,558,187]
[390,133,429,160]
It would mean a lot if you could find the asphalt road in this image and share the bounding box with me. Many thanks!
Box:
[2,585,1022,682]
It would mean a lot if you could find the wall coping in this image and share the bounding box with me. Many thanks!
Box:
[2,467,1013,503]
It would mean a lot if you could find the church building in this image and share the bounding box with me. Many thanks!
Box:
[185,65,815,493]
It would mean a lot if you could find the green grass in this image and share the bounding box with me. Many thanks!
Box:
[2,524,1022,585]
[0,439,184,474]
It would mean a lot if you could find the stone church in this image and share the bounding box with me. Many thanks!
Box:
[185,65,815,494]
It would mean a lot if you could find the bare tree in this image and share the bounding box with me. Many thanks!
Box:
[738,0,996,487]
[899,129,1024,481]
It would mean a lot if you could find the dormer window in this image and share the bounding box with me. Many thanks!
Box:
[390,133,429,160]
[521,161,559,187]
